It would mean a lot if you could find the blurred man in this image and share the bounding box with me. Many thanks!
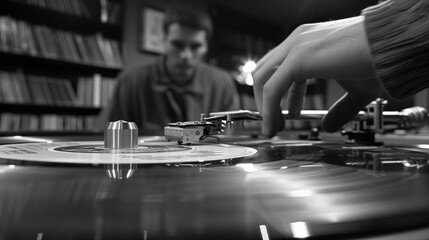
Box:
[100,6,239,134]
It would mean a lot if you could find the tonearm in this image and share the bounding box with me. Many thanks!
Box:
[164,99,429,144]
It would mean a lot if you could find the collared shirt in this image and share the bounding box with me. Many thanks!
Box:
[99,57,239,134]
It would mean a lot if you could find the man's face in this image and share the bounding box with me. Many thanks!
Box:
[164,23,208,83]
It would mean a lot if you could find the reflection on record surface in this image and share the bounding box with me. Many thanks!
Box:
[0,136,429,239]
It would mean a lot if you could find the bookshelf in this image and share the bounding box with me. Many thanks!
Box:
[0,0,123,135]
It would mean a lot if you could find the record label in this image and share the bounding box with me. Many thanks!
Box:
[0,141,257,164]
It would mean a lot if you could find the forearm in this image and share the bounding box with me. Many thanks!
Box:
[362,0,429,100]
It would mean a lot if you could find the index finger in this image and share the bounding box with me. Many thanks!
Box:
[252,32,301,114]
[260,52,304,137]
[252,46,283,113]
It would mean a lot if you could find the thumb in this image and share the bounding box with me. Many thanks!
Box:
[321,93,375,132]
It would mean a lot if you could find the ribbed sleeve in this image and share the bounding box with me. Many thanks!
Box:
[362,0,429,100]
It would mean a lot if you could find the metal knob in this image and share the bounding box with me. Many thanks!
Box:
[399,106,429,129]
[104,120,138,149]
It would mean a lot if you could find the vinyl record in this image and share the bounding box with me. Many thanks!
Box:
[1,135,429,239]
[0,141,257,164]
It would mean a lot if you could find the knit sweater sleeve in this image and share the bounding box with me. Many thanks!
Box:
[362,0,429,100]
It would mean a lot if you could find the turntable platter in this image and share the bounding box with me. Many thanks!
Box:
[1,136,429,239]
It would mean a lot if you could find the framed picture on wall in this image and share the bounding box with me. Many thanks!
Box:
[140,7,165,54]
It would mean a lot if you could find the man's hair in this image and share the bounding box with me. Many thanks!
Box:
[163,6,213,39]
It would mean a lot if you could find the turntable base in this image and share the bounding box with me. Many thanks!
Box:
[0,135,429,239]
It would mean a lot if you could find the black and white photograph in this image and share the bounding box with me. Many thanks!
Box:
[1,0,429,239]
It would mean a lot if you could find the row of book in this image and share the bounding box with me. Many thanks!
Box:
[0,71,118,107]
[0,16,123,67]
[0,113,97,132]
[11,0,91,18]
[77,74,118,107]
[100,0,123,25]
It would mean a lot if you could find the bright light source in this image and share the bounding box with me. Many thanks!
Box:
[290,221,310,238]
[245,73,254,85]
[242,60,257,73]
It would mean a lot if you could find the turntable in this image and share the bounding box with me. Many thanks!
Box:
[1,100,429,240]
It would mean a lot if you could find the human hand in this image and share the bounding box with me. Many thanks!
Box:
[252,16,381,137]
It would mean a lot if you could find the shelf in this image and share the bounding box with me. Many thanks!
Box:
[0,51,121,77]
[2,0,121,39]
[0,0,123,134]
[0,131,102,137]
[0,103,101,115]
